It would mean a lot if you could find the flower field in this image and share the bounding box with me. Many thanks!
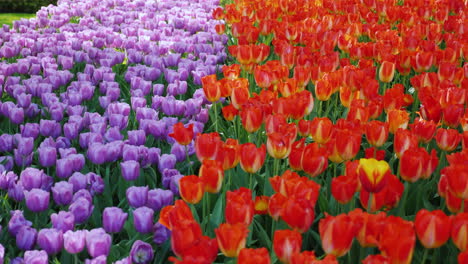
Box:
[0,0,467,263]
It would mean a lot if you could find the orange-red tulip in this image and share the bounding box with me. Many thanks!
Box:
[301,142,328,177]
[435,128,461,152]
[239,143,266,174]
[254,195,269,215]
[399,147,434,182]
[179,175,204,204]
[379,216,415,264]
[273,229,302,263]
[319,214,357,257]
[387,109,410,134]
[199,160,224,194]
[365,120,389,147]
[415,209,451,249]
[169,123,194,146]
[201,74,221,102]
[225,187,254,226]
[195,132,222,162]
[310,117,333,144]
[393,128,418,158]
[349,208,386,248]
[216,138,240,170]
[267,132,292,159]
[451,213,468,251]
[445,164,468,200]
[331,175,358,204]
[238,248,271,264]
[281,197,315,233]
[241,105,264,133]
[222,104,239,121]
[223,64,241,80]
[362,255,390,264]
[268,193,288,221]
[409,117,437,144]
[379,61,396,83]
[215,223,249,258]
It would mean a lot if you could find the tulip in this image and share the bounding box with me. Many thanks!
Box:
[130,240,154,264]
[319,214,357,257]
[238,248,271,264]
[379,216,415,264]
[86,228,111,258]
[37,228,63,255]
[24,189,50,213]
[69,197,94,224]
[195,132,222,162]
[179,175,204,204]
[216,138,241,170]
[24,250,48,264]
[239,143,266,174]
[168,122,194,146]
[16,226,37,251]
[153,222,171,245]
[126,186,149,208]
[225,187,254,226]
[273,229,302,263]
[63,230,87,254]
[215,223,249,258]
[281,197,314,233]
[199,160,224,194]
[331,175,359,204]
[146,188,173,211]
[50,211,75,233]
[415,209,451,249]
[102,207,128,233]
[358,158,391,194]
[435,128,461,152]
[51,181,73,206]
[240,105,264,133]
[133,206,154,234]
[387,109,410,133]
[38,147,57,167]
[378,61,396,83]
[365,120,389,147]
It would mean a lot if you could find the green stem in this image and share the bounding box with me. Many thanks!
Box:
[367,192,373,213]
[421,248,429,264]
[213,102,219,132]
[185,146,193,175]
[273,158,280,177]
[248,173,253,191]
[74,254,80,264]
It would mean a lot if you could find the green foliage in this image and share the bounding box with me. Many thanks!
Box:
[0,0,57,13]
[0,13,35,26]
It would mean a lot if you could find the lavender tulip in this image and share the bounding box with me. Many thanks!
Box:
[51,181,74,206]
[24,250,48,264]
[51,211,75,233]
[85,256,107,264]
[68,172,88,192]
[24,188,50,212]
[153,222,171,245]
[69,197,94,224]
[63,230,87,254]
[130,240,154,264]
[86,172,104,195]
[102,207,128,233]
[147,189,173,211]
[133,206,154,234]
[120,160,140,181]
[38,147,57,167]
[8,181,25,202]
[8,210,32,236]
[37,228,63,255]
[0,171,17,190]
[86,228,111,258]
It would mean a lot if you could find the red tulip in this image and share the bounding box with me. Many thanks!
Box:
[225,187,254,226]
[319,214,357,257]
[169,123,194,146]
[215,223,248,258]
[239,143,266,174]
[179,175,204,204]
[238,248,271,264]
[415,209,451,249]
[452,213,468,251]
[273,229,302,263]
[199,160,224,194]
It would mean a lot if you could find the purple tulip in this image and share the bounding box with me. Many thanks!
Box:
[64,122,79,140]
[68,172,88,192]
[8,181,25,202]
[37,228,63,255]
[0,134,13,152]
[20,123,40,139]
[86,228,111,258]
[133,206,154,234]
[114,257,131,264]
[69,197,94,224]
[24,250,48,264]
[120,160,140,181]
[16,226,37,250]
[10,257,23,264]
[56,158,74,179]
[122,145,139,161]
[171,143,186,162]
[9,107,24,124]
[38,147,57,167]
[158,154,177,173]
[63,230,87,254]
[72,189,93,203]
[146,189,173,211]
[86,172,104,195]
[8,210,32,236]
[102,207,128,233]
[130,240,154,264]
[85,256,107,264]
[127,130,146,146]
[51,181,74,206]
[153,222,171,245]
[51,211,75,232]
[87,143,107,165]
[24,188,50,212]
[126,186,148,208]
[16,136,34,155]
[0,171,17,190]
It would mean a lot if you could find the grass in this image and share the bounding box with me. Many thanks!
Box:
[0,13,35,27]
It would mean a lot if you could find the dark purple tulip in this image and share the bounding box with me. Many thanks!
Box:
[38,147,57,167]
[85,256,107,264]
[106,141,124,162]
[153,222,171,245]
[16,226,37,250]
[0,156,14,172]
[69,197,94,224]
[127,130,146,146]
[0,171,17,190]
[146,189,173,211]
[8,210,32,236]
[63,230,87,254]
[120,160,140,181]
[86,172,104,195]
[24,250,48,264]
[24,188,50,212]
[51,211,75,232]
[37,228,63,255]
[144,120,166,139]
[102,207,128,233]
[86,228,111,258]
[8,181,25,202]
[126,186,148,208]
[56,158,74,179]
[51,181,73,206]
[16,137,34,156]
[20,123,40,139]
[87,143,107,165]
[0,134,13,152]
[133,206,154,234]
[130,240,154,264]
[68,172,87,192]
[184,98,202,117]
[9,107,24,124]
